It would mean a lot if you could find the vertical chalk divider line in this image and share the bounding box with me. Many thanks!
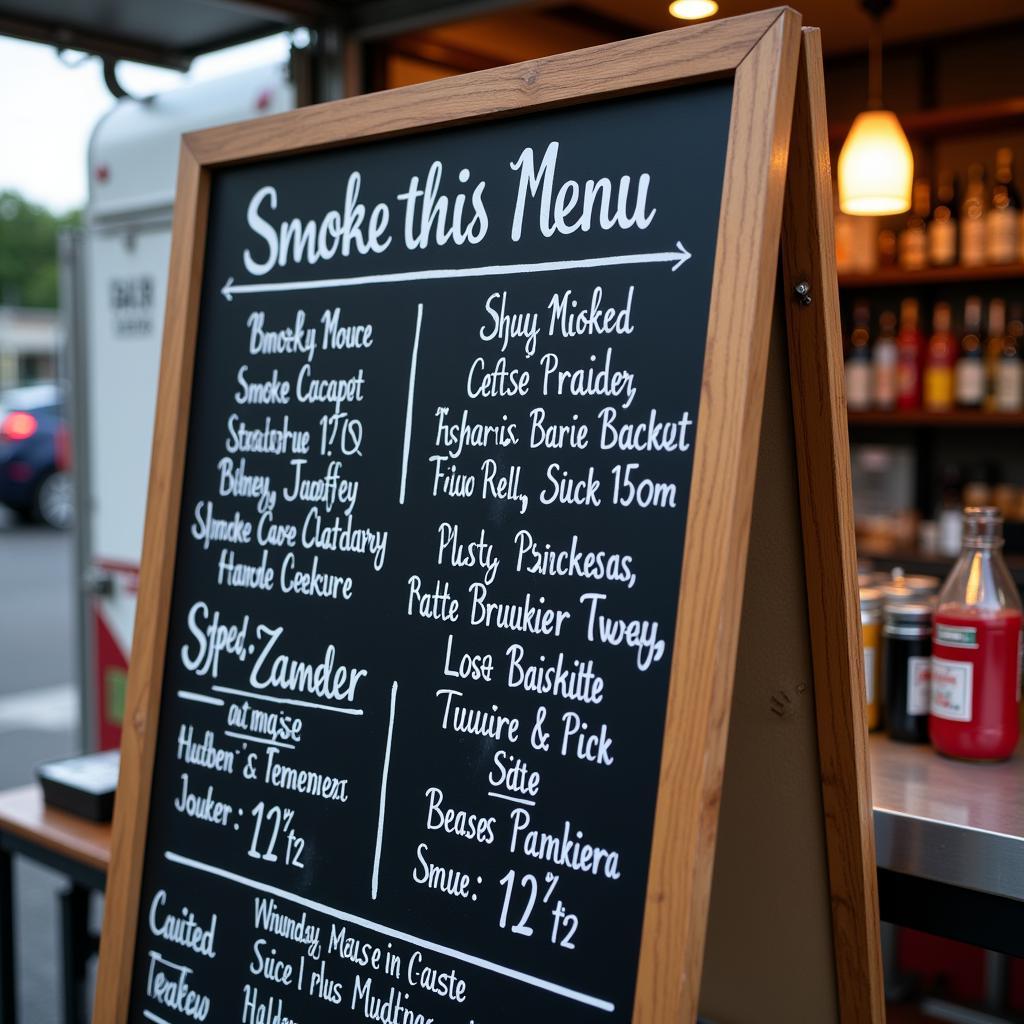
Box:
[372,680,399,900]
[399,304,424,505]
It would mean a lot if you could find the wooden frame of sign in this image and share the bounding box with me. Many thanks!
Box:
[95,9,883,1024]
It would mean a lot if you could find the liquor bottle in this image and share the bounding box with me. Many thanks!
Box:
[924,302,956,412]
[961,163,987,267]
[995,313,1023,413]
[898,178,930,271]
[937,465,964,557]
[984,298,1007,411]
[877,229,898,269]
[873,309,898,410]
[930,507,1022,761]
[954,296,985,409]
[897,297,924,410]
[985,148,1020,265]
[835,207,855,275]
[927,172,958,267]
[845,302,872,412]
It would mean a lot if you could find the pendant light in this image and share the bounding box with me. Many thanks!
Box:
[668,0,719,20]
[838,0,913,215]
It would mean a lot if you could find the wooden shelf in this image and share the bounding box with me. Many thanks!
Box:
[860,545,1024,584]
[849,409,1024,428]
[829,95,1024,145]
[839,263,1024,289]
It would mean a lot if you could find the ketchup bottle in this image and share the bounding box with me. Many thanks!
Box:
[930,507,1022,760]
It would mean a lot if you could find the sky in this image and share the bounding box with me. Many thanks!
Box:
[0,32,295,214]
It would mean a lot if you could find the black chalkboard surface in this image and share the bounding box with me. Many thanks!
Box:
[97,14,884,1024]
[127,83,730,1024]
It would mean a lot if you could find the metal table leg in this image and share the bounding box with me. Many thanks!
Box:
[0,847,15,1023]
[60,884,91,1024]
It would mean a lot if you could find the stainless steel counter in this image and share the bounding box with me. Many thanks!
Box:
[871,734,1024,956]
[871,734,1024,902]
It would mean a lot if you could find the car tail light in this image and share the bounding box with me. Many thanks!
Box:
[0,411,37,441]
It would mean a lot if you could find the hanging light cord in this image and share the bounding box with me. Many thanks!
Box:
[868,17,883,109]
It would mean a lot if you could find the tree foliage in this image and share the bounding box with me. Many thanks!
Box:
[0,192,81,309]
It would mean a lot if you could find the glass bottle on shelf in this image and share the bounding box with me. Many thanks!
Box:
[835,206,855,275]
[899,178,930,271]
[954,296,985,409]
[845,302,872,412]
[927,171,958,267]
[930,507,1022,761]
[937,466,964,557]
[984,298,1007,411]
[961,163,987,267]
[877,229,898,269]
[996,313,1023,413]
[985,148,1021,265]
[897,297,924,410]
[924,301,956,412]
[873,309,899,410]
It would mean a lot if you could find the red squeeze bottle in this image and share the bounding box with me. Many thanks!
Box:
[930,507,1023,761]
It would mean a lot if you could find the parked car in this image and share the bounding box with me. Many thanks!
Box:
[0,383,73,528]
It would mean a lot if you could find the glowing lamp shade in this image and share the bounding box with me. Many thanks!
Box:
[838,109,914,215]
[668,0,719,20]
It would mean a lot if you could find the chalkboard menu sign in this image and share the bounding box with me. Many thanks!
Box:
[97,12,884,1024]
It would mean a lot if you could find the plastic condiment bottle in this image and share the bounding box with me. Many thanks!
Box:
[860,587,883,731]
[930,507,1023,761]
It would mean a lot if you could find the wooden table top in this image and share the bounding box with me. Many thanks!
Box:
[0,785,110,874]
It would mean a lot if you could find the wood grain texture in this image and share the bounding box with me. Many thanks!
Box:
[0,785,110,873]
[779,29,885,1024]
[92,142,211,1024]
[631,10,802,1023]
[185,8,788,167]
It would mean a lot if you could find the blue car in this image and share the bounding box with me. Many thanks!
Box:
[0,383,73,529]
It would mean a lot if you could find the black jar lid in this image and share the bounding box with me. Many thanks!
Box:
[883,601,934,635]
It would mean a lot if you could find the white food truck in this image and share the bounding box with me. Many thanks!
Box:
[66,65,295,748]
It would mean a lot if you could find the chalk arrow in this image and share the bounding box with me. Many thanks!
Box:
[219,242,694,300]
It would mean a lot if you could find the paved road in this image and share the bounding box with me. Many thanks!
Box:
[0,507,81,1023]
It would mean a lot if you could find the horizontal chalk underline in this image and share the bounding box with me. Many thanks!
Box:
[164,850,614,1013]
[142,1011,173,1024]
[223,729,295,750]
[210,684,363,716]
[177,690,224,707]
[488,790,536,807]
[220,241,691,299]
